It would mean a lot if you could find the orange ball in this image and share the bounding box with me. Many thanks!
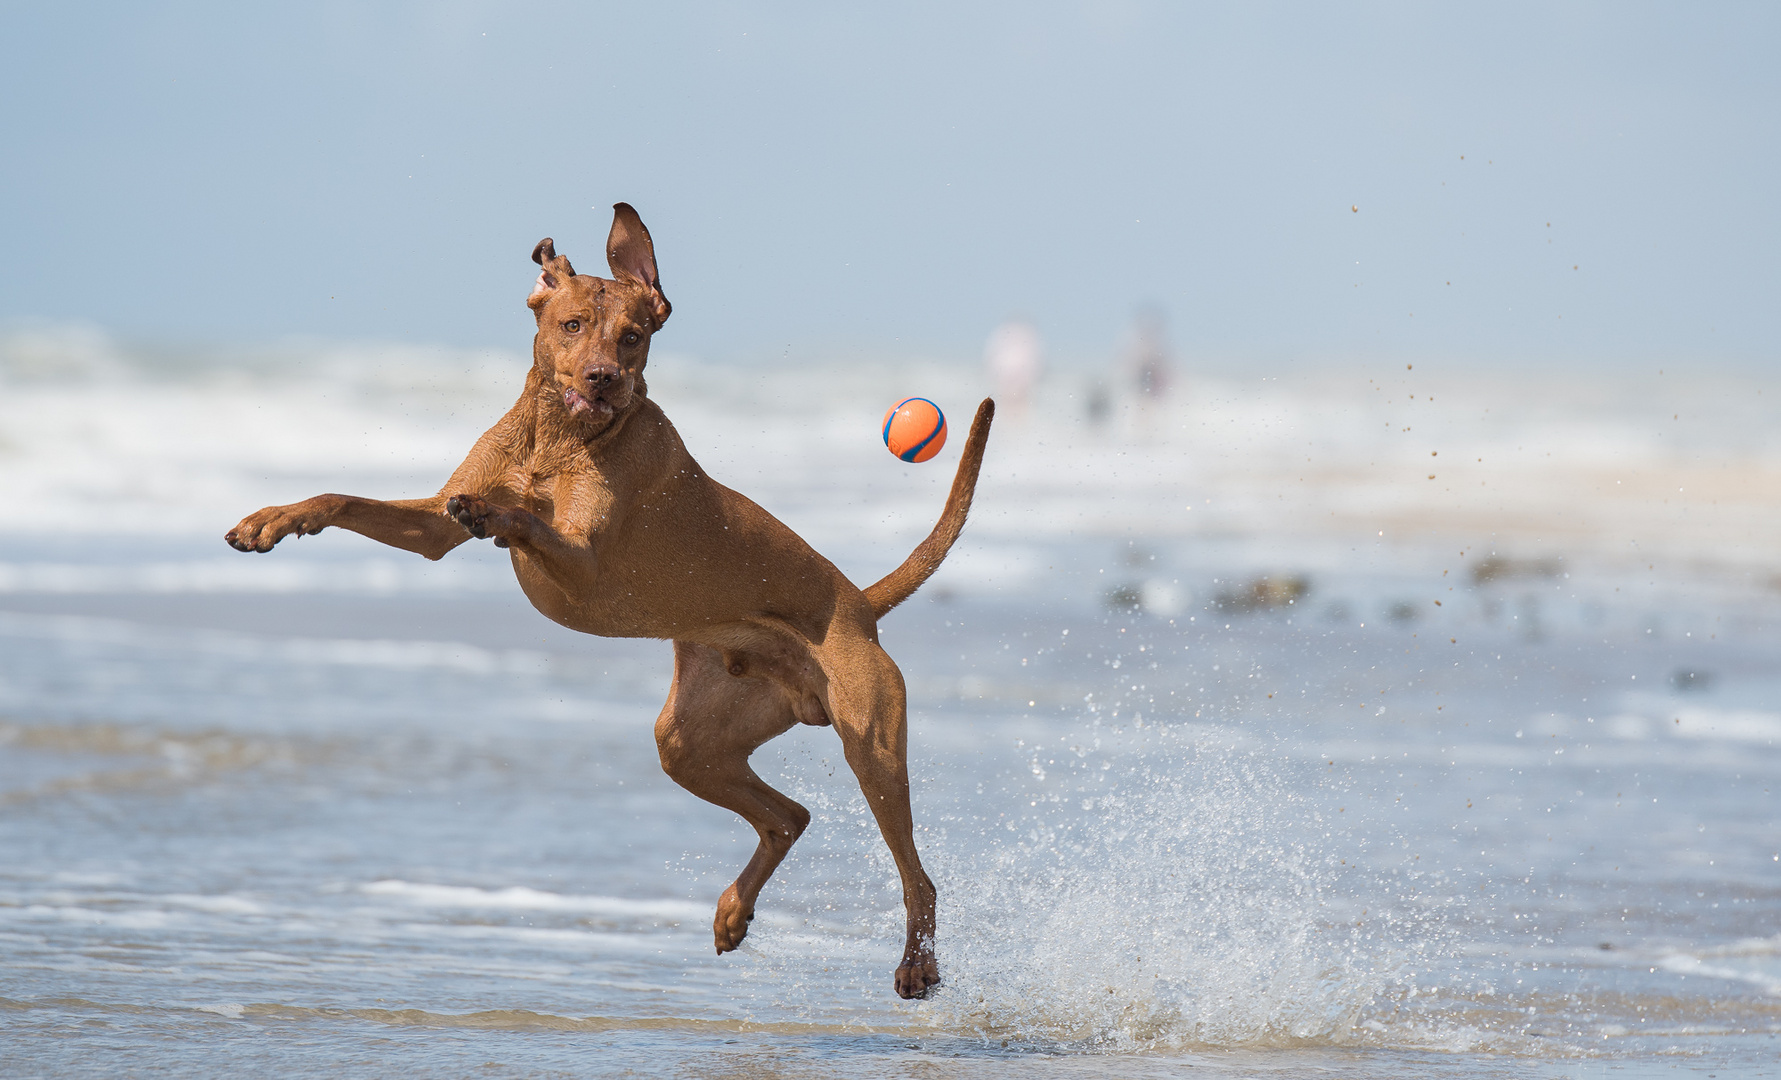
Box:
[881,397,947,462]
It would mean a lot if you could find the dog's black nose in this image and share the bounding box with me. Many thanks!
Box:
[583,368,618,388]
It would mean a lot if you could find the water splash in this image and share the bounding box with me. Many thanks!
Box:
[923,722,1422,1051]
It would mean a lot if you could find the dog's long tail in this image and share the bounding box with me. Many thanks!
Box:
[864,398,995,620]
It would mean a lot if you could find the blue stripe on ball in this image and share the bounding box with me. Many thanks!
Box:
[883,398,917,446]
[897,399,944,461]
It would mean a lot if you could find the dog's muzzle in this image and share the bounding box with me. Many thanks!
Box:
[564,370,624,419]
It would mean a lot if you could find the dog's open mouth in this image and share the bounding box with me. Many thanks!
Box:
[563,386,616,419]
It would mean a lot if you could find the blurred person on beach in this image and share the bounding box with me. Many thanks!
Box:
[983,318,1043,419]
[1125,304,1172,440]
[1083,373,1113,431]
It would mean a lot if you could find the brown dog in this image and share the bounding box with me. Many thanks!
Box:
[225,203,993,999]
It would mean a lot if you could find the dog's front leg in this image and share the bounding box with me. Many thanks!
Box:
[229,404,527,559]
[228,495,472,560]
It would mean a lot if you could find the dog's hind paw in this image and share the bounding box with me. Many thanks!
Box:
[712,884,754,954]
[895,957,941,1000]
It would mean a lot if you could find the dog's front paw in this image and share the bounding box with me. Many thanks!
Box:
[226,500,331,553]
[445,494,500,540]
[712,884,754,954]
[895,954,941,1000]
[444,494,485,538]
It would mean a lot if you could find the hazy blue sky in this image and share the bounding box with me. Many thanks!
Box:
[3,1,1776,366]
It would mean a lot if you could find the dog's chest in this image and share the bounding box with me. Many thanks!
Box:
[511,465,558,517]
[508,439,586,509]
[506,451,618,542]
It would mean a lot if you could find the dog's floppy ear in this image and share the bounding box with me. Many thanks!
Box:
[606,203,671,326]
[528,237,577,309]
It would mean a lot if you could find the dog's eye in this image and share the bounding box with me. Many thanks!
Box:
[622,332,640,346]
[563,319,581,333]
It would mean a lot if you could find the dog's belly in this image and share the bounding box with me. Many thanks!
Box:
[507,552,834,726]
[679,630,833,727]
[506,547,744,640]
[508,552,659,638]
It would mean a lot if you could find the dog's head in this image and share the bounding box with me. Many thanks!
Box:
[526,202,672,432]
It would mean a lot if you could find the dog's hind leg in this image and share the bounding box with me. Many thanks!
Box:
[822,640,940,1000]
[655,641,807,954]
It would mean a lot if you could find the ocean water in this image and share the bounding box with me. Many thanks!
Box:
[1,326,1778,1077]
